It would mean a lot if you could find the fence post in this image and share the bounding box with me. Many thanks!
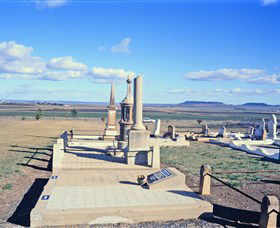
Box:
[57,138,64,157]
[199,164,212,195]
[259,195,279,228]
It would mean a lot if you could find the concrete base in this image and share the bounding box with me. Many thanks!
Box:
[128,129,150,151]
[31,169,213,227]
[149,137,190,147]
[126,150,150,165]
[103,129,118,140]
[114,149,125,157]
[117,140,127,150]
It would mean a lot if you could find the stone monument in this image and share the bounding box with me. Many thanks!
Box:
[103,83,118,140]
[126,75,150,165]
[218,127,227,138]
[119,74,134,144]
[202,124,208,134]
[246,126,254,138]
[152,119,161,138]
[268,114,277,139]
[168,125,176,140]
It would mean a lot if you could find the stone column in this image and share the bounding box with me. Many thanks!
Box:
[199,164,212,195]
[131,76,145,130]
[103,83,118,140]
[268,114,277,139]
[127,75,150,165]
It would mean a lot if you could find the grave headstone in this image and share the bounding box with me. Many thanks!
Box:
[202,124,208,134]
[153,119,161,138]
[168,125,176,140]
[218,127,227,137]
[268,114,277,139]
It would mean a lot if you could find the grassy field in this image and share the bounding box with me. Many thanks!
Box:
[1,104,279,122]
[161,142,280,187]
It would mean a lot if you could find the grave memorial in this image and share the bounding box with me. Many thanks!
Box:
[118,74,134,149]
[103,83,118,140]
[268,114,277,139]
[126,75,150,165]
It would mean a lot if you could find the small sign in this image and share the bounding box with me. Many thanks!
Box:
[147,169,174,184]
[41,195,50,200]
[51,176,58,179]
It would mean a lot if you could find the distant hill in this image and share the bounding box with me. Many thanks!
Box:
[241,103,270,107]
[178,101,225,106]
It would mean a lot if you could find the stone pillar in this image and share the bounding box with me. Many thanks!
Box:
[150,146,160,168]
[218,127,227,138]
[131,76,145,130]
[259,195,279,228]
[202,124,208,134]
[103,83,118,140]
[152,119,161,137]
[127,75,150,165]
[268,114,277,139]
[199,164,212,195]
[119,75,134,142]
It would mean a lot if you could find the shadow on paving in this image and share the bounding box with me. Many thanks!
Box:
[7,178,49,227]
[201,204,278,228]
[66,151,125,163]
[68,146,105,153]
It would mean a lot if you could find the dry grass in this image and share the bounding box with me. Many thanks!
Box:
[0,118,105,225]
[161,142,280,187]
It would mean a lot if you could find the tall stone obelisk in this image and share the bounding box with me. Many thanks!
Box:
[103,83,118,140]
[126,75,150,164]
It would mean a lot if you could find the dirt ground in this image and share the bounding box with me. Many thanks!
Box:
[0,119,105,227]
[0,118,279,227]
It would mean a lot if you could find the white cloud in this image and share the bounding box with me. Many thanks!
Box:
[247,74,280,84]
[40,70,84,81]
[185,68,263,81]
[0,41,136,83]
[88,67,135,83]
[36,0,68,9]
[261,0,278,5]
[46,56,87,71]
[169,88,280,96]
[0,41,45,74]
[184,68,280,84]
[111,38,131,54]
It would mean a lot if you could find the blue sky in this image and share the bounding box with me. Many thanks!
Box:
[0,0,279,104]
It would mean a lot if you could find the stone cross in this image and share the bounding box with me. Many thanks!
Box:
[268,114,277,139]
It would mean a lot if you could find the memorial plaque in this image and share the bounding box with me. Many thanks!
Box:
[147,169,174,184]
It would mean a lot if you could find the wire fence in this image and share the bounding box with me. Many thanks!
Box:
[204,169,280,214]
